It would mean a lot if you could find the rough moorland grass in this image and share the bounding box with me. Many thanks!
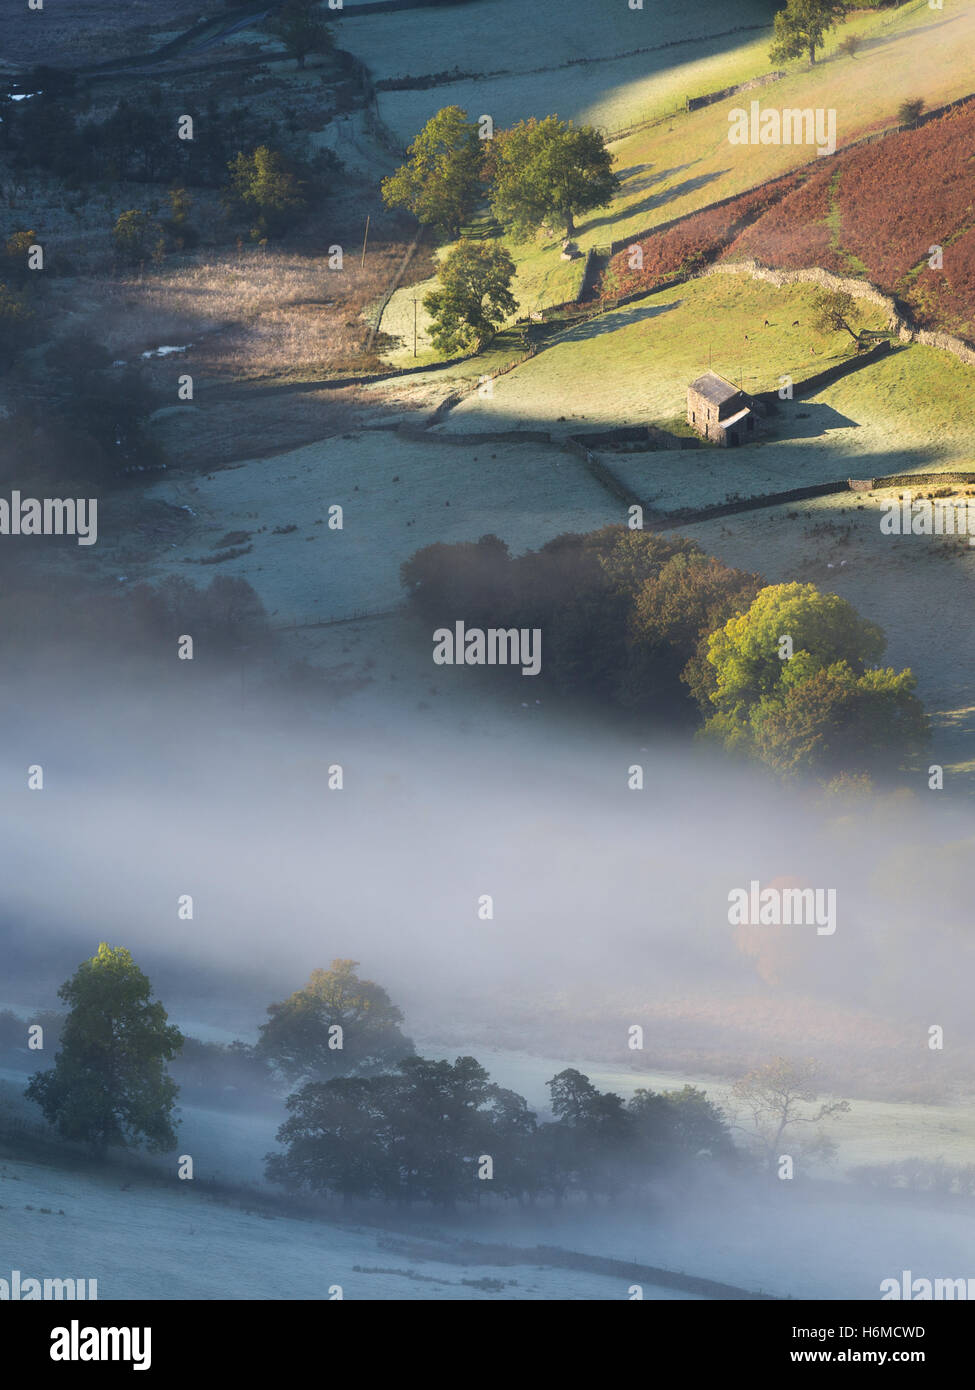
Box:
[58,244,413,382]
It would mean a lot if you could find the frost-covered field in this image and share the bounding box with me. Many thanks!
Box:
[1,1154,697,1300]
[473,1191,975,1302]
[335,0,775,147]
[5,1137,974,1301]
[372,39,770,149]
[139,432,620,625]
[337,0,771,85]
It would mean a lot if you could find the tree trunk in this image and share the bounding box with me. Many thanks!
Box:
[808,42,816,65]
[564,210,575,237]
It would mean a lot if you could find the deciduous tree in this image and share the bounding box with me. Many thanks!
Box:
[25,943,183,1153]
[769,0,849,66]
[256,959,414,1087]
[490,116,619,238]
[423,239,517,353]
[381,106,483,236]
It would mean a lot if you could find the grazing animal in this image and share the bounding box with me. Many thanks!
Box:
[792,319,800,326]
[764,319,770,327]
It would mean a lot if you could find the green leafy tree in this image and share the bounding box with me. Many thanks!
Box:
[166,187,192,226]
[489,116,619,238]
[702,582,885,725]
[381,106,483,236]
[112,209,165,265]
[545,1068,633,1198]
[256,958,414,1086]
[701,582,926,777]
[401,533,513,626]
[267,1054,530,1206]
[811,287,862,344]
[424,239,517,353]
[769,0,849,66]
[752,660,929,778]
[629,1084,736,1165]
[226,145,307,239]
[269,0,335,69]
[896,98,925,127]
[384,1055,504,1206]
[266,1074,400,1201]
[25,944,183,1152]
[626,550,763,717]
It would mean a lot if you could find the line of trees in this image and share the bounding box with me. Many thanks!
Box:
[19,951,850,1204]
[267,1059,735,1207]
[0,87,335,251]
[381,106,619,350]
[381,106,620,243]
[401,526,929,783]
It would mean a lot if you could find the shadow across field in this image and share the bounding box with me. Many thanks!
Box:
[617,160,698,197]
[581,170,729,236]
[771,401,859,439]
[554,298,682,344]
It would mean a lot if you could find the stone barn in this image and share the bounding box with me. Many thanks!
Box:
[686,371,764,446]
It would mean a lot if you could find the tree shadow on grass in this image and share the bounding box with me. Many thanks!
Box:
[615,161,698,197]
[581,170,729,237]
[558,298,682,343]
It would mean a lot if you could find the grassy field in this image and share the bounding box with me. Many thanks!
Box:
[375,0,975,337]
[337,0,776,93]
[132,430,620,625]
[593,1,975,250]
[432,275,893,431]
[372,32,779,149]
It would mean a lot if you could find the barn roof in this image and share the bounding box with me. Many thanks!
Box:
[688,371,741,405]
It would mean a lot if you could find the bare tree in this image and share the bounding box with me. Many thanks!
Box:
[732,1057,850,1175]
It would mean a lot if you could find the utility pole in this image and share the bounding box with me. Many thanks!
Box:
[413,297,418,357]
[360,214,370,269]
